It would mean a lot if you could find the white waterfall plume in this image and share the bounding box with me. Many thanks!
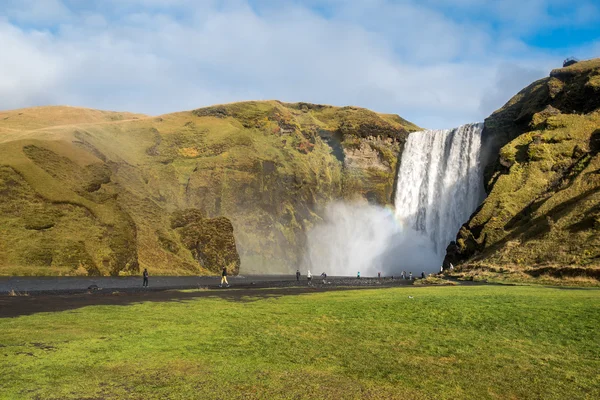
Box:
[304,123,485,276]
[394,123,485,257]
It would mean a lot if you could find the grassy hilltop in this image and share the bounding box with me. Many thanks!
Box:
[448,58,600,283]
[0,102,419,276]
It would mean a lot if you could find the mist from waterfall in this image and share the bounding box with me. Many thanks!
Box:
[304,123,485,276]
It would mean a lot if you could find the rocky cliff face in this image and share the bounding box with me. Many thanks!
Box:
[0,102,419,276]
[446,58,600,278]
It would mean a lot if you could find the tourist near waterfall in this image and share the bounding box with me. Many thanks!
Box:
[142,269,149,288]
[220,267,230,288]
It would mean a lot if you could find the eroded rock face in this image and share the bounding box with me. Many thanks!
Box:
[446,58,600,271]
[344,139,395,172]
[171,209,240,275]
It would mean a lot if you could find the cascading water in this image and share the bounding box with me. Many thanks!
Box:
[394,123,485,258]
[304,123,485,276]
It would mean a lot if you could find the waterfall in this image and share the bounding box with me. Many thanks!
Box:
[394,123,485,258]
[304,123,485,276]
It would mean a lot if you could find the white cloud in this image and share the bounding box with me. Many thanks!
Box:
[0,0,598,128]
[0,20,65,106]
[479,63,549,117]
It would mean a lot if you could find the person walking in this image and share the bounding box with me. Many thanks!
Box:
[296,269,301,281]
[401,270,406,280]
[142,268,149,288]
[220,266,230,288]
[321,272,327,284]
[409,272,413,281]
[307,270,312,286]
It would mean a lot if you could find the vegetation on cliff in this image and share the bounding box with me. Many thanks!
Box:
[447,58,600,280]
[0,102,419,276]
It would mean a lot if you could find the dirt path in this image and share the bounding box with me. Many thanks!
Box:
[0,275,412,295]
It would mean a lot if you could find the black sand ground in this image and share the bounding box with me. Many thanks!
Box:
[0,276,416,318]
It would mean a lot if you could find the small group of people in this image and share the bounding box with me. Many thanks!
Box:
[297,270,327,286]
[142,264,447,289]
[297,269,313,285]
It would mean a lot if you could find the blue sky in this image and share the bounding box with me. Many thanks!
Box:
[1,0,599,128]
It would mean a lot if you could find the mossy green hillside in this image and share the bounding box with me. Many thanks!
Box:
[0,102,419,275]
[448,58,600,274]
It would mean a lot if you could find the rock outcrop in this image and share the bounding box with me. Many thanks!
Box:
[446,58,600,277]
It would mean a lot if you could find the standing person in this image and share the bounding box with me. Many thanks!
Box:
[401,271,406,280]
[421,271,425,279]
[357,271,361,279]
[307,270,312,286]
[220,266,230,288]
[142,268,149,288]
[296,269,301,281]
[409,272,413,281]
[378,272,381,279]
[321,272,327,284]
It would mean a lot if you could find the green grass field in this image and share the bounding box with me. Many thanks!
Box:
[1,286,599,399]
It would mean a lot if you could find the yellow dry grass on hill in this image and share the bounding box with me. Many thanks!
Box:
[0,105,147,131]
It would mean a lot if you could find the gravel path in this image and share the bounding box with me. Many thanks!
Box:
[0,276,418,318]
[0,275,414,296]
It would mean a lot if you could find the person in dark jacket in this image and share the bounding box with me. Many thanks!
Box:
[220,267,230,288]
[321,272,327,284]
[296,269,301,281]
[142,268,149,288]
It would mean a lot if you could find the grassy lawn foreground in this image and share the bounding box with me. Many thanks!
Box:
[1,286,599,399]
